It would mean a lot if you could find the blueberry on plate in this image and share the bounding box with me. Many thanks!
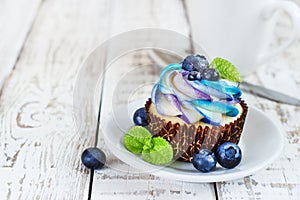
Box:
[215,142,242,169]
[133,107,149,126]
[182,55,209,72]
[81,147,106,170]
[192,149,217,172]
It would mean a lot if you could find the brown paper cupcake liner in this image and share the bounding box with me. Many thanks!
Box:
[145,98,248,162]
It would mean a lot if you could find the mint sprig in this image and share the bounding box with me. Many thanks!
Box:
[124,126,152,154]
[123,126,173,165]
[210,58,242,82]
[142,137,173,165]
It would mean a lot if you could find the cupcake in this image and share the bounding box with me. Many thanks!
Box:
[145,55,248,162]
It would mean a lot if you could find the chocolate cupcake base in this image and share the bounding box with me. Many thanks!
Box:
[145,98,248,162]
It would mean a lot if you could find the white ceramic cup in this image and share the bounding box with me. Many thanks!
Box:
[188,0,300,76]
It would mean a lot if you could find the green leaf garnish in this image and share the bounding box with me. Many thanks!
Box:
[142,137,173,165]
[124,126,152,154]
[210,57,242,82]
[124,126,173,165]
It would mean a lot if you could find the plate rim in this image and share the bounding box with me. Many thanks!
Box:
[102,99,285,183]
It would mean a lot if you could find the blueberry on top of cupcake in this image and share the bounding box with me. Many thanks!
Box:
[151,55,242,125]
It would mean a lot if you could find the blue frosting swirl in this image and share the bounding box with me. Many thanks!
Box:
[151,64,242,125]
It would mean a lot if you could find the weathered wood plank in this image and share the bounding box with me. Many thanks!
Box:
[0,0,110,199]
[0,0,42,89]
[92,0,216,199]
[216,47,300,200]
[185,1,300,199]
[214,22,300,198]
[1,0,298,199]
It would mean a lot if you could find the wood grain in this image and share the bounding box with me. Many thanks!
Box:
[0,0,110,199]
[92,0,216,199]
[186,0,300,198]
[213,16,300,197]
[215,53,300,199]
[173,1,300,199]
[0,0,299,199]
[0,0,42,89]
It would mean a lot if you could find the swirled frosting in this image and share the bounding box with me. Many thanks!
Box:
[151,63,242,125]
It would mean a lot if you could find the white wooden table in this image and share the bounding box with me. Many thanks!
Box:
[0,0,300,199]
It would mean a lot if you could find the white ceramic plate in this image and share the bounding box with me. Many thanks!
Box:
[102,99,284,182]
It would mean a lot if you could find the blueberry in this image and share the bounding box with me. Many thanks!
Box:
[202,68,220,81]
[182,56,195,71]
[182,55,209,72]
[187,73,196,81]
[187,71,202,81]
[195,72,202,80]
[196,55,207,60]
[133,107,148,126]
[192,149,217,172]
[215,142,242,169]
[195,55,209,72]
[81,147,106,169]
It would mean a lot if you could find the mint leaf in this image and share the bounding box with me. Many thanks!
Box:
[123,127,173,165]
[124,126,152,154]
[210,58,242,82]
[142,137,173,165]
